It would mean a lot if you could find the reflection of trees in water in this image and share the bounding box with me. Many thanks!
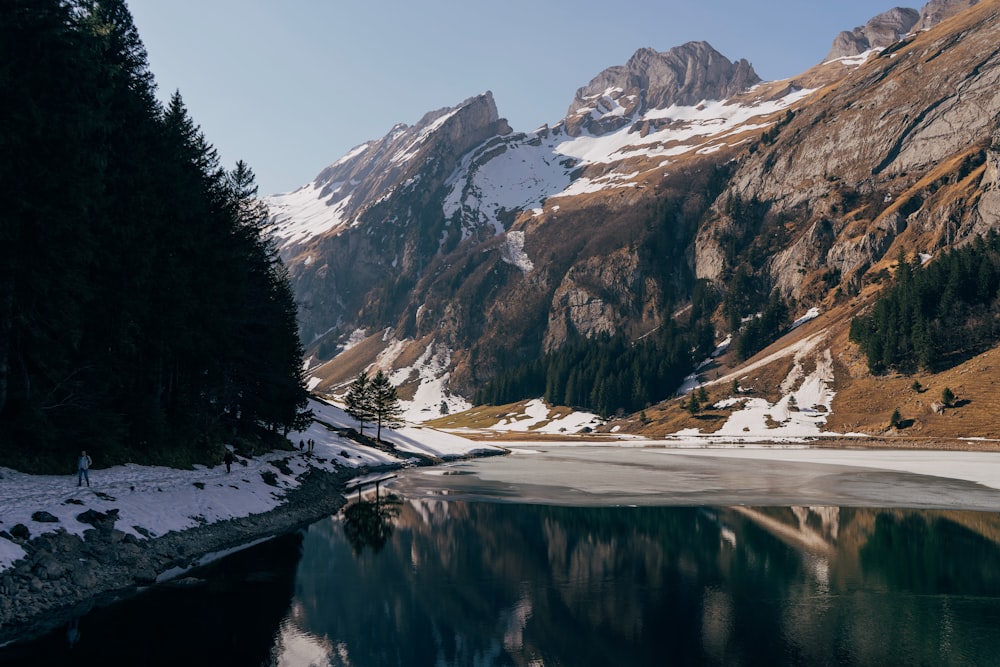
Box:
[287,502,1000,667]
[342,496,401,554]
[859,511,1000,594]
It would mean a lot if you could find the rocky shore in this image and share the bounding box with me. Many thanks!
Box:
[0,465,360,647]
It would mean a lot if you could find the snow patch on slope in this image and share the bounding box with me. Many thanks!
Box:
[267,181,354,248]
[500,231,534,274]
[444,86,816,234]
[383,340,472,422]
[489,399,602,434]
[677,340,836,440]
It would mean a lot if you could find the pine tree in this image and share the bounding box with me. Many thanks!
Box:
[941,387,955,407]
[696,386,709,405]
[345,371,374,436]
[371,370,403,443]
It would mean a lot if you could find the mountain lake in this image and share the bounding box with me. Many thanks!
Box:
[4,444,1000,666]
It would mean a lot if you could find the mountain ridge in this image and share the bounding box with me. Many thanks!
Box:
[267,0,1000,436]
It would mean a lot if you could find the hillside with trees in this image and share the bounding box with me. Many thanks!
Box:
[0,0,309,470]
[850,235,1000,374]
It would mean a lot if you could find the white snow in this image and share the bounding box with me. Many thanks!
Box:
[441,86,817,239]
[553,90,816,172]
[500,231,534,274]
[486,399,602,434]
[823,48,881,68]
[790,307,820,330]
[267,180,355,248]
[0,398,499,573]
[701,344,835,439]
[386,341,472,421]
[390,108,460,165]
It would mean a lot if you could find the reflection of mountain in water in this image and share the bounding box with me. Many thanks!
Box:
[279,501,1000,666]
[727,505,1000,593]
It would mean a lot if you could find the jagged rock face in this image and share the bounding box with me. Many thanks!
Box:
[542,248,659,353]
[918,0,980,29]
[565,42,760,136]
[269,93,512,343]
[700,0,1000,301]
[825,7,920,61]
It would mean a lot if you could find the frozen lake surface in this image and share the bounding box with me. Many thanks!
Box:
[391,444,1000,510]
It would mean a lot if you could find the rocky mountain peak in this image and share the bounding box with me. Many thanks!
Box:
[917,0,980,29]
[267,91,510,254]
[825,7,920,61]
[565,41,760,136]
[825,1,983,62]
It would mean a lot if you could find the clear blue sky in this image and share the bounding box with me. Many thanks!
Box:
[128,1,899,196]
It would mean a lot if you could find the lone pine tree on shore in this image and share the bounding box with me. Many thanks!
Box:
[345,370,403,442]
[370,370,403,443]
[345,371,375,437]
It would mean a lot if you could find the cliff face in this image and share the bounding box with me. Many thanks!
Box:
[268,93,511,345]
[698,0,1000,301]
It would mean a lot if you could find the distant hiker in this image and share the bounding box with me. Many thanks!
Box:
[308,438,315,453]
[299,439,305,451]
[77,450,92,487]
[224,450,234,473]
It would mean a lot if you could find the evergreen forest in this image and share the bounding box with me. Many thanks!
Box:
[850,234,1000,374]
[0,0,309,470]
[475,300,717,418]
[474,255,795,417]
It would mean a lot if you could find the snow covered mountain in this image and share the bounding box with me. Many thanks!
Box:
[268,0,1000,434]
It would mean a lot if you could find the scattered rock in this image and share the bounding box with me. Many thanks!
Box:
[30,511,59,524]
[75,509,109,527]
[34,555,66,580]
[10,524,30,541]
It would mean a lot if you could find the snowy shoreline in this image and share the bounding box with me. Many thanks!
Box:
[0,399,504,646]
[0,465,359,646]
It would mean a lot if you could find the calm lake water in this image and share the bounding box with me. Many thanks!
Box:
[5,453,1000,665]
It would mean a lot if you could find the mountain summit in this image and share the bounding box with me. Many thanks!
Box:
[566,41,760,136]
[825,7,920,60]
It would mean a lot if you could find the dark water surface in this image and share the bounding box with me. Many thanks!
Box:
[4,498,1000,666]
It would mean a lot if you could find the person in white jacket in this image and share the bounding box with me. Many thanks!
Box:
[77,450,92,487]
